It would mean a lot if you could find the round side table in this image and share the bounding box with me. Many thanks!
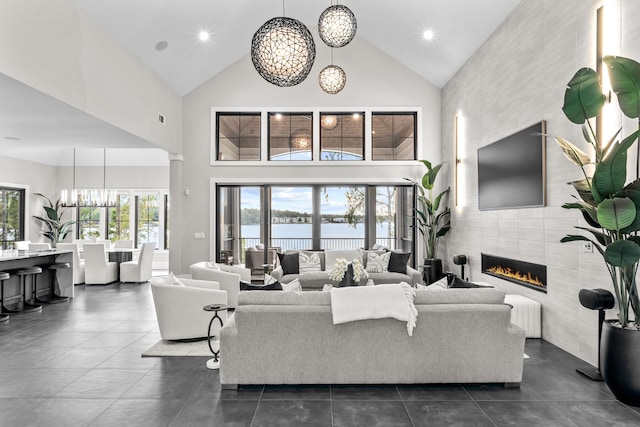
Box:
[203,303,228,370]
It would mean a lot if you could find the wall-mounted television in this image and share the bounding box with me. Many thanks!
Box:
[477,121,546,210]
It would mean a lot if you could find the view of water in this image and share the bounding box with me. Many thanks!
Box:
[241,222,393,238]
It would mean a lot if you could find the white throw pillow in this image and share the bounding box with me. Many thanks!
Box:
[162,272,185,287]
[365,251,391,273]
[282,278,302,293]
[205,261,221,271]
[419,276,448,290]
[299,252,322,275]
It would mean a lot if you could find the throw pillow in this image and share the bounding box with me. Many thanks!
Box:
[205,261,221,270]
[421,276,448,290]
[277,252,299,275]
[162,272,185,287]
[449,277,493,289]
[322,284,333,292]
[388,252,411,274]
[282,278,302,293]
[299,252,322,275]
[240,280,283,291]
[365,251,391,273]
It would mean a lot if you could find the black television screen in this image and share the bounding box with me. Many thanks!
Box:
[477,121,546,210]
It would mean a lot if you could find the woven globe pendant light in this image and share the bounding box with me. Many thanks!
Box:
[251,17,316,87]
[319,64,346,94]
[318,4,357,48]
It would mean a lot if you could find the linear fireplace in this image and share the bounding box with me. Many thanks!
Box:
[481,253,547,293]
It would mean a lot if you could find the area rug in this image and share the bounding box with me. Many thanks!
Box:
[142,339,212,357]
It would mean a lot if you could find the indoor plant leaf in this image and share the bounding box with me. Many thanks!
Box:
[604,56,640,119]
[593,130,640,197]
[561,234,605,257]
[562,67,605,124]
[570,179,597,206]
[597,197,636,231]
[555,136,592,166]
[604,240,640,267]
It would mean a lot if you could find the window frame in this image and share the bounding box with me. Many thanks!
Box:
[0,185,26,249]
[371,111,418,161]
[216,112,262,161]
[319,112,365,161]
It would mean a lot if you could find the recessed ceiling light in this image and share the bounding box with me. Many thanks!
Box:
[274,113,283,120]
[423,30,434,41]
[199,31,210,42]
[155,41,168,51]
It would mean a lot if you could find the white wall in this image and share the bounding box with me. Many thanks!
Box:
[441,0,640,365]
[177,35,441,272]
[0,0,182,153]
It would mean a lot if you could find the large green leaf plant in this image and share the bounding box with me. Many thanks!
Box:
[32,193,75,248]
[558,56,640,328]
[413,160,451,260]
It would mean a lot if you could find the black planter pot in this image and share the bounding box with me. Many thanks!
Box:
[338,263,358,287]
[422,258,444,285]
[601,320,640,407]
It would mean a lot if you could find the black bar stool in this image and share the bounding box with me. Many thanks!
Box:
[37,262,70,304]
[15,266,43,312]
[0,271,10,321]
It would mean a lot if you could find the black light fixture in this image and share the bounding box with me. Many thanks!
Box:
[251,7,316,87]
[318,3,357,48]
[319,63,346,94]
[320,114,339,130]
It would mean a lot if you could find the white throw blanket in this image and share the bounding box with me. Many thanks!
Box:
[330,282,418,336]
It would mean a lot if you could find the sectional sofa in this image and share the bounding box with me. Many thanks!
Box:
[219,287,526,388]
[270,249,422,289]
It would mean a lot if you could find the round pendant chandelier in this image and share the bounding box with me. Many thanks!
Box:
[318,4,357,48]
[291,129,311,149]
[251,17,316,87]
[320,114,339,130]
[319,64,346,94]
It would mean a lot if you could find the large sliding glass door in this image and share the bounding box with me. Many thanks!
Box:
[216,184,415,266]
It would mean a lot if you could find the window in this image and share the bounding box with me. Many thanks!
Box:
[217,112,261,161]
[0,187,25,249]
[76,207,101,240]
[136,195,160,248]
[320,112,364,160]
[107,194,130,241]
[217,184,415,264]
[269,113,313,160]
[372,112,417,160]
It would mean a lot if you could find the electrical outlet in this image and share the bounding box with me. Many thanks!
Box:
[583,241,593,253]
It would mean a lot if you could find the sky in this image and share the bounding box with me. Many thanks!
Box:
[240,186,359,215]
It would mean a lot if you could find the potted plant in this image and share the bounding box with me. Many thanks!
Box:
[32,193,76,249]
[412,160,451,284]
[557,55,640,406]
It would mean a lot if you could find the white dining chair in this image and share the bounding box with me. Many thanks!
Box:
[15,241,31,250]
[56,243,85,285]
[83,243,118,285]
[120,242,155,283]
[28,243,52,251]
[112,240,133,249]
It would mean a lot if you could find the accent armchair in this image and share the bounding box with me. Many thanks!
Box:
[190,262,250,308]
[150,277,227,341]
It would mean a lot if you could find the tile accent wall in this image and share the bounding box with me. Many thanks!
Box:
[441,0,640,365]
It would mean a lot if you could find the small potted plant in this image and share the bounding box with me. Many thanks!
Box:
[556,55,640,406]
[32,193,75,249]
[411,160,451,284]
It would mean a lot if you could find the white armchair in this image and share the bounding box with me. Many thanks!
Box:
[28,243,52,251]
[150,277,227,341]
[56,243,85,285]
[120,242,155,283]
[190,262,250,308]
[83,243,118,285]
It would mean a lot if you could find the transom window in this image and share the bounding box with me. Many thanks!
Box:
[216,112,261,161]
[269,113,313,161]
[371,112,417,160]
[320,112,364,160]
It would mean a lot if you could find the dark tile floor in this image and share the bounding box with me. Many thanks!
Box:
[1,280,640,426]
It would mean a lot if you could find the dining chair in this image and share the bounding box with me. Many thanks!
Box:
[28,243,52,251]
[56,243,85,285]
[120,242,155,283]
[83,243,118,285]
[14,241,31,250]
[112,240,133,249]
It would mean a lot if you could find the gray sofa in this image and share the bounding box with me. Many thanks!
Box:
[220,288,526,388]
[270,249,422,289]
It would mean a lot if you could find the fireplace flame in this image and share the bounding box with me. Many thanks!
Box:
[486,265,544,287]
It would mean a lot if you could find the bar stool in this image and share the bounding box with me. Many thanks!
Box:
[0,271,10,321]
[37,262,70,304]
[14,266,43,312]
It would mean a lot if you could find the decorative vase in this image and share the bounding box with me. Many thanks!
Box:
[601,320,640,407]
[338,263,357,287]
[422,258,443,284]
